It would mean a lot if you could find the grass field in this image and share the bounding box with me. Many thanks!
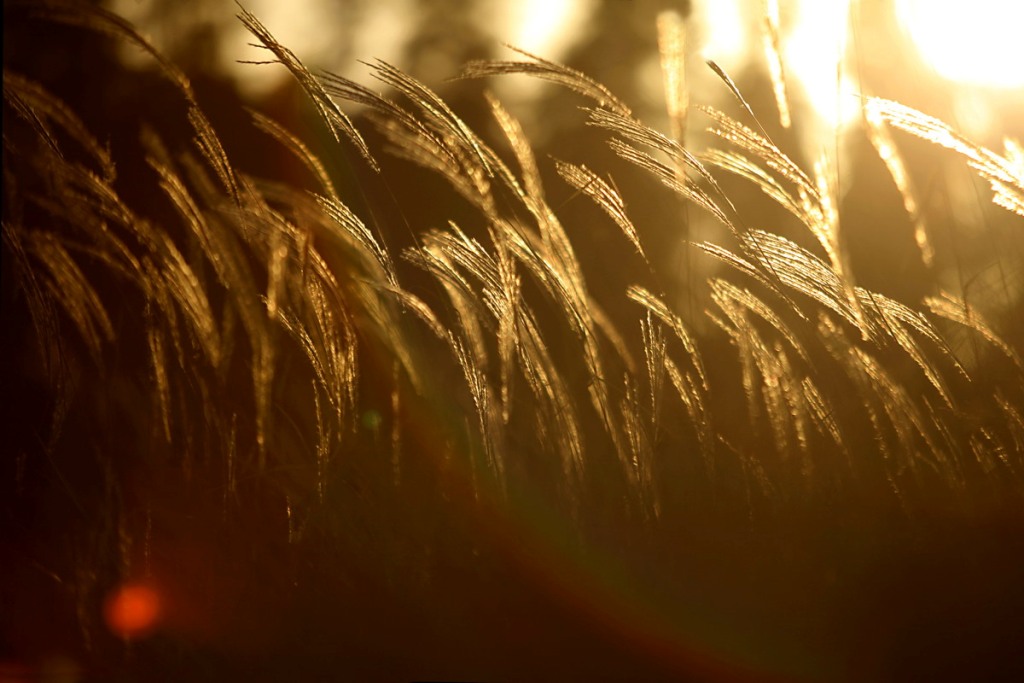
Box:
[3,2,1023,680]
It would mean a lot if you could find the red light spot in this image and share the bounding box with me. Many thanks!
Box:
[103,582,162,639]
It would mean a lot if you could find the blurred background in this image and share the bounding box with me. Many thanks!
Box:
[98,0,1024,138]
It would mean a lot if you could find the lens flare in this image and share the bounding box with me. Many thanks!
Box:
[898,0,1024,88]
[103,582,162,640]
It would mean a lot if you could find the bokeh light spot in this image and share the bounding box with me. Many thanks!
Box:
[103,582,162,640]
[361,409,383,432]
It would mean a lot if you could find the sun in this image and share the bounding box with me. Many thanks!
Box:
[897,0,1024,88]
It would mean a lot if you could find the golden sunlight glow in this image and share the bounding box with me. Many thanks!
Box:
[504,0,594,57]
[699,0,747,66]
[784,0,859,129]
[483,0,593,105]
[897,0,1024,88]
